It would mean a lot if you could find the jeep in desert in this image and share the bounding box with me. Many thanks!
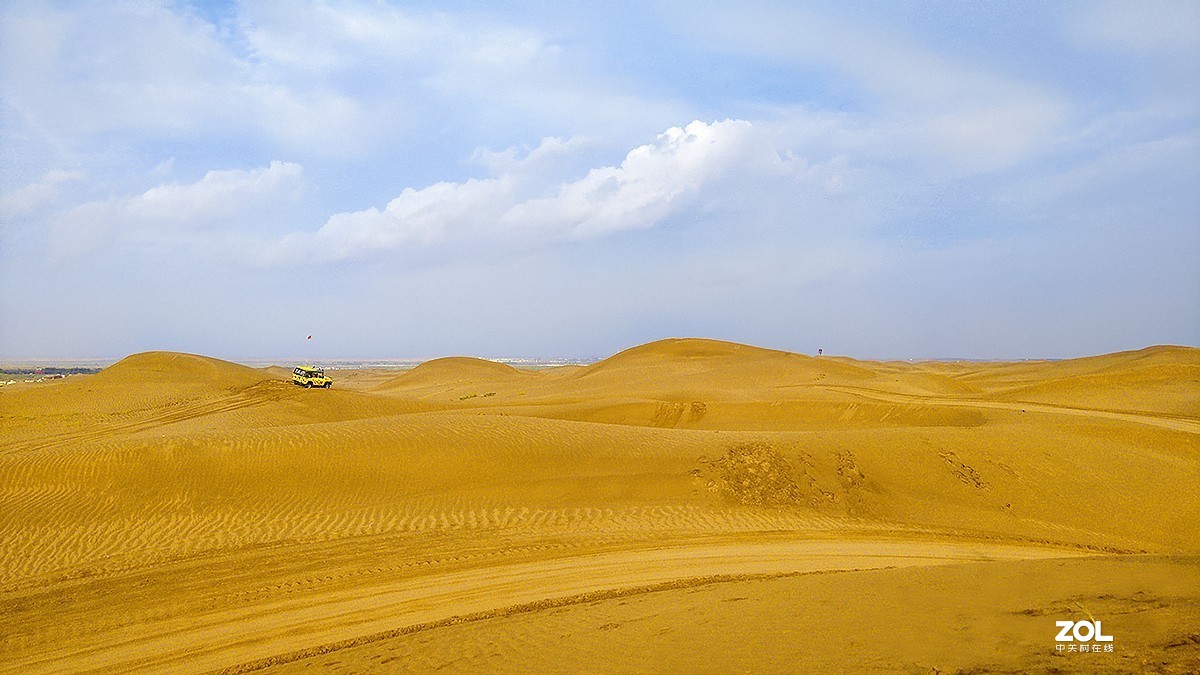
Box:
[292,365,333,388]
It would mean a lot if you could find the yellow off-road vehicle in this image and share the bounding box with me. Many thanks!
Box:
[292,365,333,388]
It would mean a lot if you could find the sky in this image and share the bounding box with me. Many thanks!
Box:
[1,0,1198,361]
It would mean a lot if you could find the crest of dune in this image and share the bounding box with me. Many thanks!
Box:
[97,351,268,386]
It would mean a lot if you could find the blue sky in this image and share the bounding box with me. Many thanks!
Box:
[1,0,1197,360]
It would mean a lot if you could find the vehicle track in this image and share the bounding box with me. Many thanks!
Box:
[816,385,1200,434]
[3,392,268,455]
[3,537,1085,674]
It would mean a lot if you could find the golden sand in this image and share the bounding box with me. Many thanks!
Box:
[1,339,1197,672]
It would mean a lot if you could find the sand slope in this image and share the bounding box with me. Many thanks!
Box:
[272,555,1200,674]
[1,339,1197,673]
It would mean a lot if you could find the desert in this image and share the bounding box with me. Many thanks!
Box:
[1,338,1197,673]
[4,2,1199,672]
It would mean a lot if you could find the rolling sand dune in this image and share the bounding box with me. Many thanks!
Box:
[260,365,295,380]
[384,356,529,387]
[1,338,1197,673]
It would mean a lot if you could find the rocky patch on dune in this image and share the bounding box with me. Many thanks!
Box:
[694,443,845,509]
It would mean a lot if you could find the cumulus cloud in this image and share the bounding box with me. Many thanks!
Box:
[504,120,768,238]
[52,161,303,258]
[265,119,826,264]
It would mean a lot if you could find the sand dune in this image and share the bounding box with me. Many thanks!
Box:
[272,555,1199,674]
[105,351,268,383]
[260,365,295,380]
[929,345,1200,415]
[1,338,1197,672]
[383,356,528,386]
[8,538,1082,674]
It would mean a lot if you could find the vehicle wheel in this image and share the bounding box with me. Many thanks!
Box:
[304,382,311,388]
[324,382,332,389]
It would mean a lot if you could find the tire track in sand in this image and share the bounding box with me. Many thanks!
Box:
[4,538,1086,675]
[3,394,267,455]
[816,385,1200,434]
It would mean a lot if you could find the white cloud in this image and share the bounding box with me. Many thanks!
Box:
[236,1,680,140]
[0,1,681,175]
[0,169,83,216]
[239,3,550,76]
[504,120,771,238]
[273,176,515,263]
[999,130,1200,208]
[265,119,827,264]
[9,5,359,158]
[0,3,383,156]
[670,4,1069,174]
[52,161,303,258]
[128,161,302,222]
[470,135,597,178]
[3,3,234,135]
